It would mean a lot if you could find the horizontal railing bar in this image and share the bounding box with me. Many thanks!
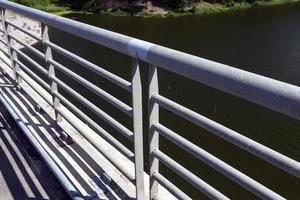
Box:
[48,59,133,116]
[2,1,300,122]
[14,59,50,91]
[2,59,135,182]
[153,122,285,200]
[5,20,42,41]
[152,149,229,200]
[149,49,300,122]
[0,46,10,58]
[50,75,134,141]
[1,2,297,198]
[153,172,192,200]
[17,69,53,105]
[8,33,45,59]
[45,41,132,92]
[0,57,10,67]
[0,38,6,46]
[55,105,135,182]
[0,1,136,57]
[0,54,11,68]
[152,94,300,178]
[52,90,134,160]
[11,47,47,75]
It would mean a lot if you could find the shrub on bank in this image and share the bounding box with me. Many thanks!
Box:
[11,0,50,8]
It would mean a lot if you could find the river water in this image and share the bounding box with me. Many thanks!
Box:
[32,2,300,199]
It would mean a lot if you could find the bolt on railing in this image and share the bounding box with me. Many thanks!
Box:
[132,57,145,199]
[149,64,159,199]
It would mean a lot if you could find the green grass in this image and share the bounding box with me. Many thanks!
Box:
[254,0,299,6]
[40,4,68,13]
[11,0,69,13]
[98,9,168,17]
[188,2,251,15]
[12,0,50,7]
[98,9,131,17]
[167,0,298,17]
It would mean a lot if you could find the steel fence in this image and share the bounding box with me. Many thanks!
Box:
[0,0,299,199]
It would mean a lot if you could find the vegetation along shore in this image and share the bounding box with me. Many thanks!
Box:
[11,0,300,17]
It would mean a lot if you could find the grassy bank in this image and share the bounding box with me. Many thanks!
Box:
[167,0,298,16]
[12,0,300,17]
[88,0,299,17]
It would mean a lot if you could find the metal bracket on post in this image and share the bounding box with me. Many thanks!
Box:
[1,7,21,84]
[41,23,62,122]
[131,57,145,200]
[149,64,159,200]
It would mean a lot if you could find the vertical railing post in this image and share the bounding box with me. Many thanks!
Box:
[149,64,159,200]
[41,23,62,122]
[131,57,145,200]
[1,7,21,83]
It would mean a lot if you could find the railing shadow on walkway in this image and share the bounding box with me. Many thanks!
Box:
[0,71,134,200]
[0,102,63,200]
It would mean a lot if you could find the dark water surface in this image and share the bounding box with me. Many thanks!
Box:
[32,3,300,199]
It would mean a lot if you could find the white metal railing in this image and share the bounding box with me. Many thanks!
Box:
[0,1,299,199]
